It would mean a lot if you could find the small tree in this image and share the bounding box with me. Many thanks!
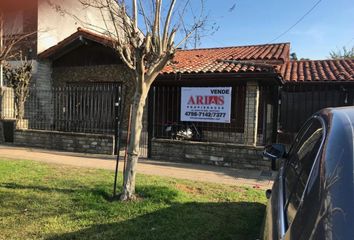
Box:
[290,52,298,61]
[69,0,207,200]
[329,46,354,60]
[3,60,32,120]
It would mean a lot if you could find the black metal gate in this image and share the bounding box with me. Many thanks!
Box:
[53,84,119,134]
[279,83,354,143]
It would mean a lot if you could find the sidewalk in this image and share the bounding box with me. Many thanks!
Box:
[0,144,275,189]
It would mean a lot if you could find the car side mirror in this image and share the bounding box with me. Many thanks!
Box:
[263,144,286,171]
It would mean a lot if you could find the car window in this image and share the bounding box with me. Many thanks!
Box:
[283,118,324,226]
[286,118,315,158]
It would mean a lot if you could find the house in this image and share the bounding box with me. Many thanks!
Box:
[1,1,353,170]
[150,43,288,169]
[151,51,354,168]
[1,0,121,90]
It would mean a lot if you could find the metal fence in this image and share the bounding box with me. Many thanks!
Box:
[149,84,276,145]
[279,83,354,143]
[24,84,120,134]
[22,84,149,158]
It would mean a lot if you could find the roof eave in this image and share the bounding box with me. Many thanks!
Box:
[157,71,283,85]
[284,80,354,84]
[38,29,114,60]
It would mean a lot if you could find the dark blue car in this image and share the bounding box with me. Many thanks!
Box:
[262,107,354,240]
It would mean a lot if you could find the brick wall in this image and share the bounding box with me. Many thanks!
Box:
[14,129,115,155]
[151,139,270,170]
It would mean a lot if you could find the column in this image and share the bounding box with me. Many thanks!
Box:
[244,81,260,146]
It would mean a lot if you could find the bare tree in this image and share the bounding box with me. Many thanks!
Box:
[0,10,36,87]
[69,0,206,200]
[179,1,219,49]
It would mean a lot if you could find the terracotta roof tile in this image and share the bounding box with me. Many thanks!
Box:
[279,59,354,82]
[38,28,354,83]
[161,43,290,74]
[38,28,113,59]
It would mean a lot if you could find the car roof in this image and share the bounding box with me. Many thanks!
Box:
[317,106,354,126]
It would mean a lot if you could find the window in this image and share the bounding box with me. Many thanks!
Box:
[283,118,324,226]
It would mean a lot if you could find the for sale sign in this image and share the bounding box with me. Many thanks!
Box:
[181,87,232,123]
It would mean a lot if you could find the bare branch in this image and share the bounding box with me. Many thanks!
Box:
[152,0,161,40]
[138,0,151,33]
[132,0,138,31]
[175,27,194,49]
[0,32,36,62]
[162,0,176,51]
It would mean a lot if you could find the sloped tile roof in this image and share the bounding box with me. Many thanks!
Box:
[38,28,354,83]
[279,59,354,82]
[38,28,113,59]
[161,43,290,74]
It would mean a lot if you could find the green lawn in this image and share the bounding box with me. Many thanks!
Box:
[0,159,267,240]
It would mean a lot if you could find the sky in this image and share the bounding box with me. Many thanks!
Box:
[184,0,354,60]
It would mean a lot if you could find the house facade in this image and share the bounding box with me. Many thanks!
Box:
[149,44,288,169]
[0,0,131,154]
[1,23,287,169]
[1,0,119,88]
[1,1,354,170]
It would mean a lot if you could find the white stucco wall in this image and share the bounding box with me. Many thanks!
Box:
[37,0,116,54]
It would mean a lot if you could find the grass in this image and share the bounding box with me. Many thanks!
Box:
[0,159,267,240]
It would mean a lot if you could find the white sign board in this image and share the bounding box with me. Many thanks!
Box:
[181,87,232,123]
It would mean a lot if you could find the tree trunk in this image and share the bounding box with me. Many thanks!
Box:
[120,90,147,201]
[17,97,25,120]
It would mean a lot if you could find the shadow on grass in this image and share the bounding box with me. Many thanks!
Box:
[0,182,180,203]
[0,182,113,203]
[0,182,78,194]
[1,181,265,240]
[45,201,265,240]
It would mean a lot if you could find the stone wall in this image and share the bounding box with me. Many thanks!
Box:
[52,64,131,86]
[244,81,260,146]
[202,131,264,145]
[14,129,115,155]
[151,139,270,170]
[30,60,54,127]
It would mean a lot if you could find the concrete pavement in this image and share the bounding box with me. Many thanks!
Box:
[0,144,275,189]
